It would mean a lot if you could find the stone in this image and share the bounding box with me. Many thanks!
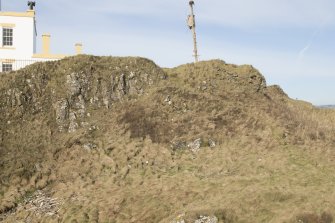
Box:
[83,143,97,150]
[194,215,218,223]
[208,139,216,148]
[54,99,69,132]
[68,112,79,133]
[119,73,127,95]
[170,141,187,150]
[129,71,135,79]
[75,95,86,118]
[66,73,81,97]
[165,95,171,103]
[188,138,202,153]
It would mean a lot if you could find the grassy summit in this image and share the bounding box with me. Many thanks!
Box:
[1,55,335,222]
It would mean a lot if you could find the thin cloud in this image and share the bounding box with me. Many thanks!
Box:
[297,18,329,64]
[297,33,317,63]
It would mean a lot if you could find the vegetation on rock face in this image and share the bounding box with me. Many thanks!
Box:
[1,55,335,222]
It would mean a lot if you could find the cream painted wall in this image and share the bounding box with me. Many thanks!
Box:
[0,10,77,72]
[0,14,36,60]
[0,12,64,72]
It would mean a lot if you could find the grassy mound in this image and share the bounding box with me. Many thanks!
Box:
[1,56,335,222]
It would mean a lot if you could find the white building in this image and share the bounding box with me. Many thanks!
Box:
[0,3,82,72]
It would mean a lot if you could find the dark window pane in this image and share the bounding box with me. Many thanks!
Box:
[2,63,13,72]
[2,28,13,46]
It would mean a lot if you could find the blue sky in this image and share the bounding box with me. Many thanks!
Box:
[2,0,335,105]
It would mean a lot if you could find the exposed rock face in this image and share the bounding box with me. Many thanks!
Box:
[0,56,165,133]
[55,99,69,132]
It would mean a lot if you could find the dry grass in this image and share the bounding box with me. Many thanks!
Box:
[1,56,335,222]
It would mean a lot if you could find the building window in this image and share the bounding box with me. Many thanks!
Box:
[2,28,13,46]
[2,63,13,72]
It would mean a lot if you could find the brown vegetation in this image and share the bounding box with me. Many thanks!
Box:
[1,56,335,222]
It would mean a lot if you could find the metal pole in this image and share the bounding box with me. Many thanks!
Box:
[188,0,199,63]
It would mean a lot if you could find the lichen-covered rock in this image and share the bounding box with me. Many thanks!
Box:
[83,142,97,150]
[68,112,79,133]
[194,215,218,223]
[208,139,216,148]
[54,99,69,132]
[188,138,202,153]
[66,73,82,97]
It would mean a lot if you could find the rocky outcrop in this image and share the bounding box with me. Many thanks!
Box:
[0,56,166,133]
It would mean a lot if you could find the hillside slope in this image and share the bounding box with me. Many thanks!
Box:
[1,56,335,223]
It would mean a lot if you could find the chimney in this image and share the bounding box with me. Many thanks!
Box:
[27,1,36,10]
[42,34,51,55]
[75,43,83,55]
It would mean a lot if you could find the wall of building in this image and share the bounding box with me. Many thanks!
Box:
[0,10,80,72]
[0,13,36,60]
[0,58,59,72]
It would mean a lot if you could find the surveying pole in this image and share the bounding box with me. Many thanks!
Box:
[187,0,199,63]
